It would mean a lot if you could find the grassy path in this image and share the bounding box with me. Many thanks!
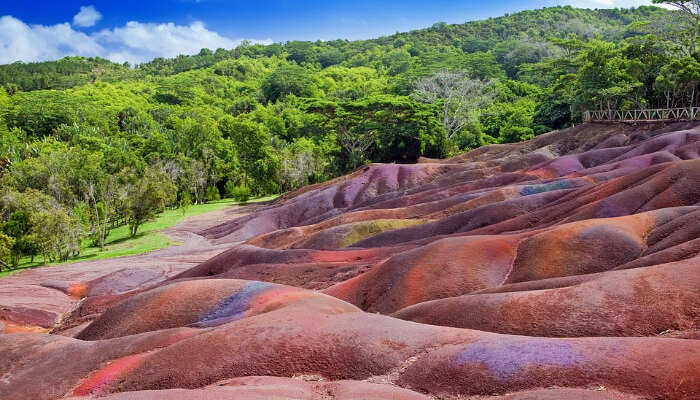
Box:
[0,195,276,278]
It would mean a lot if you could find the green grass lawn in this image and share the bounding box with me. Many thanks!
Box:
[0,195,277,278]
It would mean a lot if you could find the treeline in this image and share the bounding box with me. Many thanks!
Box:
[0,56,132,93]
[0,4,697,268]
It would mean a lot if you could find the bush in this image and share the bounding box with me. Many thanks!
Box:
[179,192,192,216]
[231,185,251,203]
[205,186,220,202]
[533,124,551,135]
[223,180,236,198]
[0,232,15,270]
[499,125,534,143]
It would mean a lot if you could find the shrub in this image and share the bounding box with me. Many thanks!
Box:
[223,180,237,198]
[205,186,220,202]
[231,185,251,203]
[0,232,15,271]
[179,192,192,216]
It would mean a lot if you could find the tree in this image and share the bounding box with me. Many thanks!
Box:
[261,64,316,103]
[0,232,14,272]
[285,41,318,64]
[655,56,700,107]
[412,70,494,142]
[85,175,121,250]
[307,95,446,168]
[218,117,275,192]
[493,38,556,78]
[481,98,537,143]
[2,91,80,137]
[190,159,208,204]
[633,8,695,55]
[358,96,447,162]
[31,207,83,263]
[572,39,643,111]
[278,137,328,191]
[333,107,380,169]
[653,1,700,53]
[318,48,345,68]
[179,191,192,217]
[125,167,176,237]
[3,210,38,267]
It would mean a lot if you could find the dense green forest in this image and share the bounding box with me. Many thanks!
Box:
[1,4,698,267]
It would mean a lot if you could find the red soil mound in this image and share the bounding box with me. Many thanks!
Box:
[77,279,359,340]
[393,256,700,336]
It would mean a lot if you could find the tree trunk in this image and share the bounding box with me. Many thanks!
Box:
[244,166,248,191]
[691,85,696,108]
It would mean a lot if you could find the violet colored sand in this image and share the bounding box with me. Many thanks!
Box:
[1,122,699,400]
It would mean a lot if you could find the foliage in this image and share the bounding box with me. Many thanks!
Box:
[0,232,14,271]
[2,211,38,267]
[218,116,278,194]
[206,186,221,202]
[230,185,251,202]
[0,57,131,91]
[261,64,317,103]
[31,207,83,262]
[653,1,700,53]
[124,166,177,237]
[654,56,700,107]
[412,70,494,147]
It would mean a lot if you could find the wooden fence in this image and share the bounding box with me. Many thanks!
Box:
[583,108,700,122]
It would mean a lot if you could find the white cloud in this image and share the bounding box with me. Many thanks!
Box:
[0,16,102,64]
[95,21,239,63]
[72,5,102,28]
[0,15,271,65]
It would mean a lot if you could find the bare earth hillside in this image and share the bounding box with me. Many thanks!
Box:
[1,122,699,400]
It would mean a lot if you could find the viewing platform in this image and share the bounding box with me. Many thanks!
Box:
[584,108,700,123]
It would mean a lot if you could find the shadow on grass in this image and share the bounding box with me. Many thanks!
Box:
[0,261,47,277]
[103,232,145,246]
[61,253,99,262]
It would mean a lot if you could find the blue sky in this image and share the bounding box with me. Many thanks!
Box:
[0,0,662,65]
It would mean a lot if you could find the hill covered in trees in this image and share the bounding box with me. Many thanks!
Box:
[1,5,698,267]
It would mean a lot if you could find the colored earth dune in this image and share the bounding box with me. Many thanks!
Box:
[1,121,699,400]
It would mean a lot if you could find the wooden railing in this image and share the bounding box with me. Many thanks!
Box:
[583,108,700,122]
